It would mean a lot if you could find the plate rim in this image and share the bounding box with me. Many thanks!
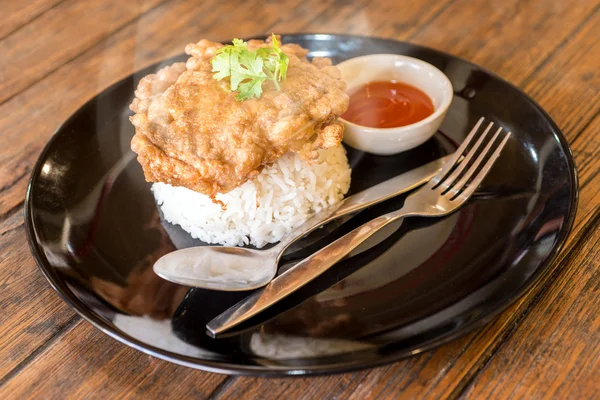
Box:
[24,33,579,376]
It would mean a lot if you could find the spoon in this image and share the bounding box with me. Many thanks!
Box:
[153,154,451,291]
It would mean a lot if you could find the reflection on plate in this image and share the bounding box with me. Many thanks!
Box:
[114,315,209,357]
[316,212,461,302]
[249,333,374,360]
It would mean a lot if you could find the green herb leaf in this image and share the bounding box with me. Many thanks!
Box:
[211,47,235,81]
[211,34,290,101]
[236,77,266,101]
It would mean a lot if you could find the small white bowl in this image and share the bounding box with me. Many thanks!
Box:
[337,54,453,155]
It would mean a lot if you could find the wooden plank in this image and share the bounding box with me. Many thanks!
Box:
[406,11,600,397]
[457,110,600,397]
[574,117,600,217]
[462,205,600,399]
[410,0,599,84]
[268,0,452,38]
[214,333,485,400]
[521,13,600,136]
[0,212,78,378]
[446,113,600,398]
[0,0,165,104]
[0,0,597,397]
[0,0,63,39]
[401,13,600,395]
[0,321,227,399]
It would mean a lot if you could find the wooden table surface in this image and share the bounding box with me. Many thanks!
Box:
[1,0,599,398]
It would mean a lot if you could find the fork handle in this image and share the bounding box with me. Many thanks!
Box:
[206,210,407,337]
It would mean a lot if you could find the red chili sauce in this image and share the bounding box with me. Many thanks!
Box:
[341,81,434,128]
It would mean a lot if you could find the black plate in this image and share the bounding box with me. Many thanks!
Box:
[25,34,577,376]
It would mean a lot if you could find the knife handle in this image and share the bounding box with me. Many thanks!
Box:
[206,212,405,337]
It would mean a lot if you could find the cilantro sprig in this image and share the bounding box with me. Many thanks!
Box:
[211,34,289,101]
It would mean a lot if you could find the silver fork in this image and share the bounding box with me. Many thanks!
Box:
[207,117,511,337]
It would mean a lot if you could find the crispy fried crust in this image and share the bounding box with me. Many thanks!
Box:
[130,38,349,197]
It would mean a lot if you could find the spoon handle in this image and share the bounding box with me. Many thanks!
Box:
[273,154,451,252]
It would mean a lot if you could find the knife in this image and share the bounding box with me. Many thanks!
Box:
[206,154,452,337]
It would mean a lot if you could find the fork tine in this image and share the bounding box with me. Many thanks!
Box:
[436,121,494,191]
[453,131,511,202]
[445,126,503,197]
[430,117,485,187]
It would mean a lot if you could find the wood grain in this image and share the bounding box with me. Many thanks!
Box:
[455,108,600,398]
[0,212,78,379]
[463,205,600,399]
[213,334,480,400]
[0,321,227,399]
[450,116,600,398]
[0,0,165,104]
[521,11,600,137]
[410,0,600,84]
[0,0,63,39]
[573,116,600,216]
[268,0,452,39]
[458,113,600,398]
[0,0,599,398]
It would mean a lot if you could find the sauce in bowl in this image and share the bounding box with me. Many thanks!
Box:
[341,81,434,128]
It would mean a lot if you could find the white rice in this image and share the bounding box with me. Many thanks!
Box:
[152,145,351,248]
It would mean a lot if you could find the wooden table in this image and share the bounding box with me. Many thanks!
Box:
[1,0,599,398]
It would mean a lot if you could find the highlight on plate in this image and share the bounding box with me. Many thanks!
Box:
[129,34,352,248]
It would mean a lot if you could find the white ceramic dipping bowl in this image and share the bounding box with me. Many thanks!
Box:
[337,54,453,155]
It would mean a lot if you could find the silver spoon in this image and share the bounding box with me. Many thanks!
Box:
[153,154,451,291]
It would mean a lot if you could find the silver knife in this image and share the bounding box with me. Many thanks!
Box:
[206,154,452,337]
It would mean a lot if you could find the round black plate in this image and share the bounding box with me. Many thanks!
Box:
[25,34,577,376]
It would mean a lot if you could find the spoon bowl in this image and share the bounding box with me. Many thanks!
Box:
[154,245,281,291]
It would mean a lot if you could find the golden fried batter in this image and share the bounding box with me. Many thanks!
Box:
[130,38,349,197]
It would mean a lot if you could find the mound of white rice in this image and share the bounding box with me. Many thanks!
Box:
[152,145,351,248]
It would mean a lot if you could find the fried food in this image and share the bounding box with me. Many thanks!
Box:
[130,37,349,198]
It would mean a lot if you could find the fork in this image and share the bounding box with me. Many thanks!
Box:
[206,117,511,337]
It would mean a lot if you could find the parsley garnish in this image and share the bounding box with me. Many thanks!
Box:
[211,34,289,101]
